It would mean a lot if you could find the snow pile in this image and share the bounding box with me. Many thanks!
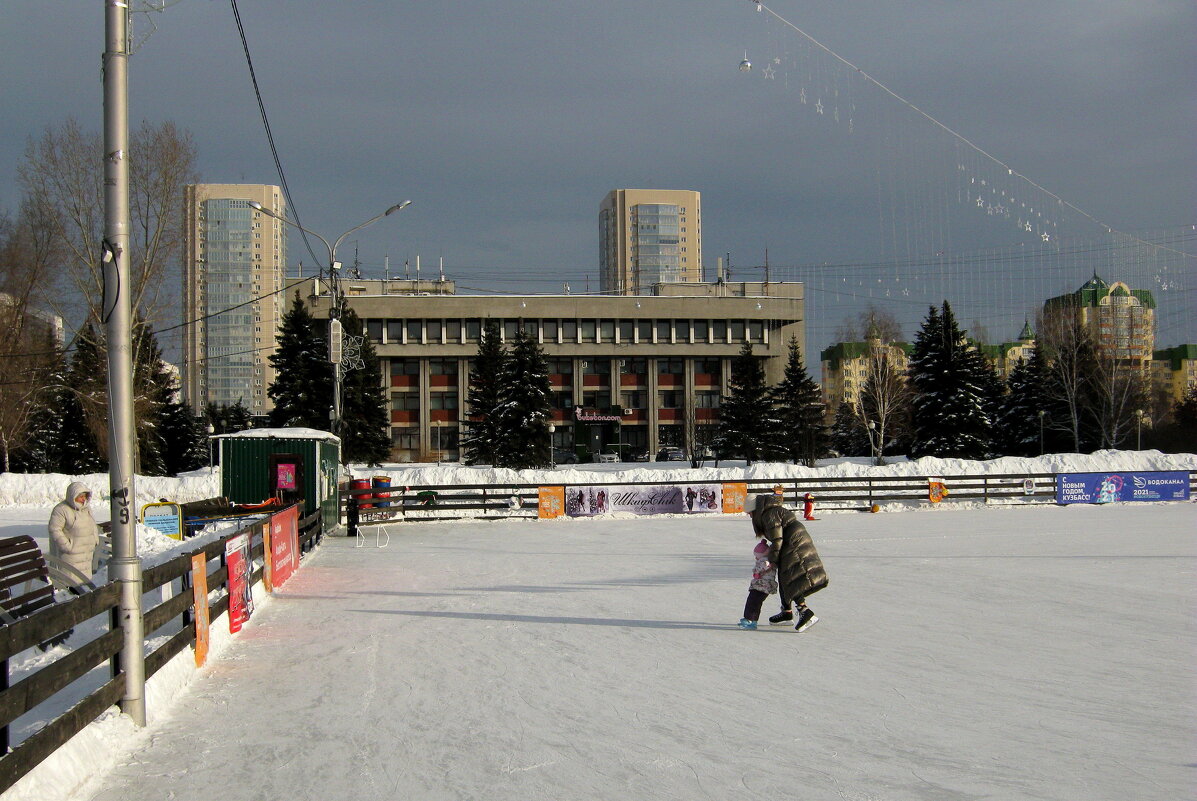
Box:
[0,469,220,509]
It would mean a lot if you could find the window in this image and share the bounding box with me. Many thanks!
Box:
[656,321,671,343]
[730,321,745,341]
[599,320,615,342]
[657,358,684,375]
[427,320,443,342]
[583,359,611,376]
[391,393,420,410]
[445,320,462,342]
[618,320,634,342]
[620,391,646,409]
[430,391,458,410]
[674,320,690,341]
[695,391,721,408]
[546,357,573,376]
[580,320,597,343]
[582,391,611,409]
[713,321,728,341]
[504,320,519,341]
[562,320,578,341]
[693,320,709,341]
[391,427,419,449]
[465,319,481,341]
[429,358,458,376]
[748,321,764,343]
[391,359,419,377]
[658,391,683,408]
[406,321,422,343]
[551,390,574,410]
[623,357,648,375]
[694,358,721,377]
[542,320,558,341]
[637,320,652,342]
[366,320,383,343]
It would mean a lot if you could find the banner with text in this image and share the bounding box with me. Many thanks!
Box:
[1056,471,1191,505]
[225,532,254,633]
[268,505,299,589]
[565,484,723,516]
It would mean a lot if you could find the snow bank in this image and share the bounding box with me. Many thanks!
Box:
[0,469,220,510]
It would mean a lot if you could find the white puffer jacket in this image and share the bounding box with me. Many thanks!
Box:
[47,481,100,581]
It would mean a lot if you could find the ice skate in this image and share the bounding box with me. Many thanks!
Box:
[737,618,757,630]
[794,608,818,632]
[768,610,793,625]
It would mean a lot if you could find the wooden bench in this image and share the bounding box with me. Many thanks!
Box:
[0,536,71,649]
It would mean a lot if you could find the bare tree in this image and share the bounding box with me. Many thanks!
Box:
[1036,308,1098,452]
[834,303,903,344]
[1089,355,1149,449]
[18,117,197,332]
[0,208,62,471]
[856,349,911,465]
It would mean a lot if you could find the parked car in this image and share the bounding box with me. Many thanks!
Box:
[553,448,579,464]
[655,447,686,462]
[629,449,650,462]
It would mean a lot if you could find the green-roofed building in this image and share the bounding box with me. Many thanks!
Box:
[820,335,912,416]
[1151,344,1197,403]
[1043,273,1156,364]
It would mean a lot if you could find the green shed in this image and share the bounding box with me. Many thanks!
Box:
[217,428,342,532]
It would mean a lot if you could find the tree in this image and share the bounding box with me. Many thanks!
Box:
[268,294,333,430]
[205,401,255,435]
[907,302,994,459]
[715,343,773,465]
[462,321,507,465]
[831,401,870,457]
[337,305,391,465]
[770,336,828,466]
[835,303,903,344]
[1037,307,1101,453]
[996,348,1050,456]
[1088,355,1149,450]
[17,118,197,334]
[493,327,552,470]
[858,349,912,464]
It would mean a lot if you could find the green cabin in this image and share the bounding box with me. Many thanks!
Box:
[216,428,341,533]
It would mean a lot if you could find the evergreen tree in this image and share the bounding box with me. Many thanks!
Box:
[158,398,207,475]
[13,354,70,472]
[268,294,333,430]
[907,302,994,459]
[337,305,391,465]
[770,336,828,466]
[67,323,109,469]
[715,343,772,465]
[831,401,870,457]
[131,320,170,476]
[462,321,507,465]
[206,400,255,434]
[493,327,552,469]
[996,347,1050,456]
[1168,383,1197,453]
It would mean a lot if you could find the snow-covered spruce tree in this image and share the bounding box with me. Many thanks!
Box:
[907,301,994,459]
[995,347,1050,456]
[715,342,773,465]
[770,336,829,466]
[493,327,552,470]
[131,321,172,476]
[462,321,507,465]
[13,353,71,473]
[268,293,333,430]
[337,304,391,466]
[205,400,254,435]
[830,401,870,457]
[61,325,107,472]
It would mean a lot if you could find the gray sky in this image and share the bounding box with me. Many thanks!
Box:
[2,1,1194,350]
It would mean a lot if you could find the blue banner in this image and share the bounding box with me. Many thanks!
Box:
[1056,472,1191,505]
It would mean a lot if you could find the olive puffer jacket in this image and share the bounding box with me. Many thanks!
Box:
[751,494,828,603]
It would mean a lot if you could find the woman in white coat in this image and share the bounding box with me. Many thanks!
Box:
[47,481,100,587]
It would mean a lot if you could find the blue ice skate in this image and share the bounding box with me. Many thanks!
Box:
[737,618,758,630]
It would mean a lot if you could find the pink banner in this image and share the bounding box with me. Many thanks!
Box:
[225,532,253,633]
[269,505,299,589]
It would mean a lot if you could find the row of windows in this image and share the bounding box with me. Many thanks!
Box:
[392,389,721,413]
[365,318,770,346]
[390,356,730,380]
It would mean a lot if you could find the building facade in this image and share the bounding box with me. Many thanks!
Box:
[1043,274,1156,364]
[1151,344,1197,404]
[305,282,804,462]
[820,336,911,414]
[599,189,702,295]
[182,184,288,415]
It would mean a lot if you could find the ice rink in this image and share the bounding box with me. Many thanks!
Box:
[75,502,1194,801]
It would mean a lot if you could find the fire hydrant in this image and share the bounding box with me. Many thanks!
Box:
[802,492,816,521]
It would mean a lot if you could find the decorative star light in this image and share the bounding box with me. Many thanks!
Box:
[1041,232,1050,242]
[762,65,775,79]
[976,197,985,208]
[1025,222,1033,232]
[774,57,781,65]
[815,98,824,114]
[799,87,807,103]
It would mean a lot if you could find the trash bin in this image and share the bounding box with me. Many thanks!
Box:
[351,478,373,509]
[372,475,392,508]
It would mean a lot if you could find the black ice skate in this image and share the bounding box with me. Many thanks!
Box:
[794,608,818,632]
[768,610,793,625]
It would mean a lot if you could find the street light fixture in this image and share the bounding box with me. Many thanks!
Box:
[207,422,216,469]
[247,200,412,440]
[549,424,556,468]
[1135,409,1144,450]
[1038,409,1046,455]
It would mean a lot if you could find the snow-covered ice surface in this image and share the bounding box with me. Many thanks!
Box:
[57,501,1192,801]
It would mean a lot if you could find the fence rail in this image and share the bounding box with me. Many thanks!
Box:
[341,470,1196,526]
[0,506,322,795]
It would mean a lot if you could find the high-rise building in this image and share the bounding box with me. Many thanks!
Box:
[182,184,288,416]
[1043,274,1156,365]
[599,189,701,295]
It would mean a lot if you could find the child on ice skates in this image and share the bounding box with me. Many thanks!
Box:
[738,535,777,629]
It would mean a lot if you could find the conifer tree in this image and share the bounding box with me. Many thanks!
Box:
[268,294,333,430]
[907,302,994,459]
[830,401,870,457]
[996,347,1049,456]
[493,327,552,469]
[337,305,391,465]
[205,400,255,434]
[462,321,507,465]
[13,354,71,473]
[716,342,772,465]
[770,336,828,466]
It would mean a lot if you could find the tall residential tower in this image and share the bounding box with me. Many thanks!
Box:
[599,189,701,295]
[182,184,288,416]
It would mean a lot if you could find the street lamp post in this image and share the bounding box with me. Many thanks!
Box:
[207,423,216,469]
[1038,409,1046,455]
[248,200,411,442]
[867,419,878,466]
[549,424,556,468]
[1135,409,1144,450]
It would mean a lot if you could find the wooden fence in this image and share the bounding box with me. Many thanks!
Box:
[0,506,322,795]
[341,470,1197,526]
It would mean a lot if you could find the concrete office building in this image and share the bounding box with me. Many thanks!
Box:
[304,281,804,463]
[182,184,288,415]
[599,189,702,295]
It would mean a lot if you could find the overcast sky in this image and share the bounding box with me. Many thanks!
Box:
[2,1,1194,349]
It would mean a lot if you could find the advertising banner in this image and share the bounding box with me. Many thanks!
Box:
[190,553,210,668]
[141,502,183,540]
[225,532,254,633]
[538,486,565,519]
[268,505,299,589]
[1056,471,1191,505]
[565,484,723,516]
[722,483,748,514]
[928,479,948,504]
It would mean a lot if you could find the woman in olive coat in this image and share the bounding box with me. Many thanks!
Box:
[746,493,828,631]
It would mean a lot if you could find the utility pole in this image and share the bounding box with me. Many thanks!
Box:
[103,0,146,726]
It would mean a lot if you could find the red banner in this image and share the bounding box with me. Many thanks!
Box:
[269,505,299,589]
[226,532,253,633]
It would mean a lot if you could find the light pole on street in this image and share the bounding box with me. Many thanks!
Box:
[248,200,411,440]
[1038,409,1046,455]
[549,424,556,468]
[1135,409,1144,450]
